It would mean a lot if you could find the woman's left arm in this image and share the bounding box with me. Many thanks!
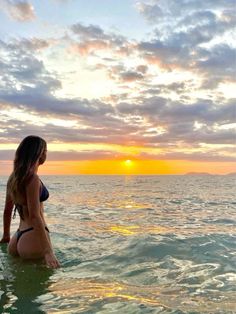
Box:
[0,188,14,243]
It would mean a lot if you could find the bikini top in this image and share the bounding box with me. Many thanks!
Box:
[40,180,49,202]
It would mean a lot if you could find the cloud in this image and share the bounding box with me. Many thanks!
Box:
[1,93,235,149]
[0,39,61,95]
[0,149,122,161]
[69,41,111,56]
[196,44,236,79]
[1,31,234,149]
[136,0,236,87]
[16,38,54,51]
[47,150,127,161]
[1,96,235,170]
[1,0,35,22]
[138,151,236,162]
[71,23,109,40]
[135,2,163,24]
[0,38,121,137]
[0,93,114,120]
[116,96,236,145]
[89,62,148,85]
[1,147,235,162]
[136,65,148,74]
[119,71,144,82]
[138,33,235,73]
[117,96,236,125]
[136,0,236,20]
[69,22,133,57]
[0,17,235,165]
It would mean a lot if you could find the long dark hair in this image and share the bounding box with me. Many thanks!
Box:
[8,135,47,218]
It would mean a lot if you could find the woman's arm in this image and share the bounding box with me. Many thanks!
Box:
[26,175,60,268]
[0,186,14,243]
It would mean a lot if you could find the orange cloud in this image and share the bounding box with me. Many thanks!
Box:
[69,40,111,56]
[144,54,179,71]
[2,0,35,22]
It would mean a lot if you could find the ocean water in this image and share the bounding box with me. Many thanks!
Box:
[0,174,236,314]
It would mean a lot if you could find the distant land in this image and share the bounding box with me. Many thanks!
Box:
[184,172,213,176]
[185,172,236,176]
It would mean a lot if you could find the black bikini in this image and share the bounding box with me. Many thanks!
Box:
[39,180,49,202]
[14,180,50,242]
[16,226,50,242]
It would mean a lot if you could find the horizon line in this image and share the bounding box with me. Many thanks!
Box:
[0,173,235,177]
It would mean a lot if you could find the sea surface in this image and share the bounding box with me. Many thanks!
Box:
[0,175,236,314]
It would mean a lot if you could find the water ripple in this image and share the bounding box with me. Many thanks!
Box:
[0,175,236,313]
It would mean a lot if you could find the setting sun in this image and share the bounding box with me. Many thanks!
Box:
[125,160,132,166]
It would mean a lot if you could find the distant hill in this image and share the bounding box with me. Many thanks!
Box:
[226,172,236,176]
[184,172,212,176]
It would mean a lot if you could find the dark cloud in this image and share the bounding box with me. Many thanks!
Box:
[0,149,128,161]
[165,124,236,145]
[139,127,236,146]
[138,151,236,162]
[0,93,114,118]
[70,22,129,57]
[117,97,236,125]
[137,0,236,19]
[0,39,61,95]
[144,82,187,95]
[196,44,236,79]
[115,96,236,145]
[3,91,234,148]
[136,0,236,86]
[0,109,145,146]
[116,96,166,115]
[71,23,109,40]
[15,38,53,51]
[94,63,149,85]
[120,71,144,82]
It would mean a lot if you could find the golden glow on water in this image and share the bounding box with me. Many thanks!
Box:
[73,219,236,237]
[48,278,236,313]
[108,225,175,236]
[48,278,165,308]
[109,225,139,235]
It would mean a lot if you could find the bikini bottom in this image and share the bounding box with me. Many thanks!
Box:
[16,226,49,243]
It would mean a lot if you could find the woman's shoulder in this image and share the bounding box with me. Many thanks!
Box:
[25,174,40,188]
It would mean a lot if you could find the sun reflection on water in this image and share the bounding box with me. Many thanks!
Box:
[48,278,166,309]
[47,278,236,313]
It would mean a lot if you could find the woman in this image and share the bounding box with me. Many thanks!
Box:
[0,135,60,269]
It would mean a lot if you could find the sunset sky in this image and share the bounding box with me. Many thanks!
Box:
[0,0,235,175]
